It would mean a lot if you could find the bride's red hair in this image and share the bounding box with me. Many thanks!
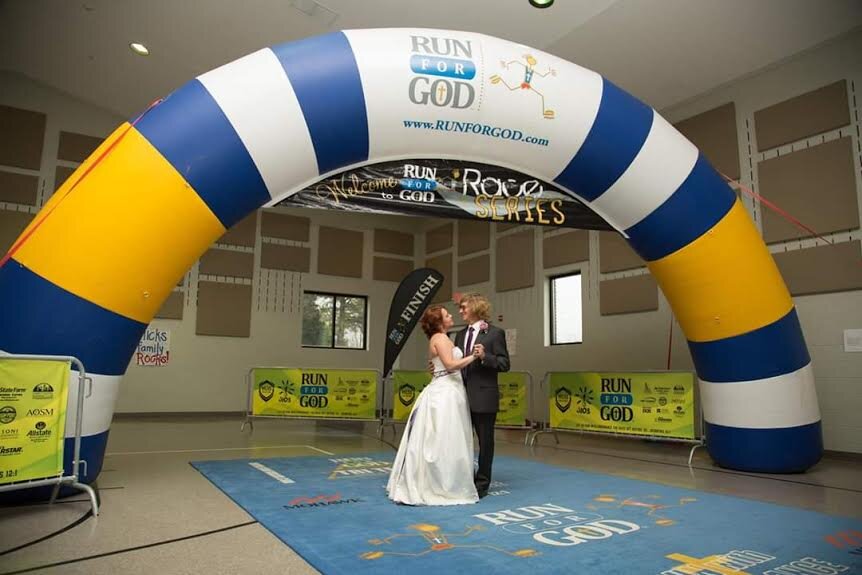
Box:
[419,305,446,338]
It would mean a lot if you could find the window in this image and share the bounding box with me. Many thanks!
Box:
[549,272,583,345]
[302,292,367,349]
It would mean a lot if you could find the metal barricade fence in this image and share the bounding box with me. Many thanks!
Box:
[526,370,706,466]
[0,354,99,515]
[242,366,382,433]
[377,370,536,437]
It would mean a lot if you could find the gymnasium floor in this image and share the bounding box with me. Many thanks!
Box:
[1,415,860,574]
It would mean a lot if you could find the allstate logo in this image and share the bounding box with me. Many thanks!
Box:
[554,387,572,413]
[408,34,476,109]
[258,380,275,402]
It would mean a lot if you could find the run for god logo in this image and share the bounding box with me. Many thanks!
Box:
[473,503,640,548]
[408,34,477,110]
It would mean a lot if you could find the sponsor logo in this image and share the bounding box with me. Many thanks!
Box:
[0,445,23,456]
[0,406,16,424]
[554,387,571,413]
[284,493,361,510]
[658,397,668,406]
[574,386,593,415]
[26,408,54,417]
[673,385,685,394]
[258,380,275,402]
[32,383,54,399]
[27,421,52,442]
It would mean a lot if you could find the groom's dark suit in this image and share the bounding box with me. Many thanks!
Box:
[455,322,510,496]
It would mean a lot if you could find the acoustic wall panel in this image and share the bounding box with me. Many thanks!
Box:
[196,281,252,337]
[425,252,452,304]
[543,230,589,269]
[318,226,363,278]
[0,210,34,253]
[600,274,659,315]
[458,253,490,287]
[199,248,255,279]
[261,243,310,272]
[600,231,644,273]
[426,222,453,254]
[754,80,850,151]
[261,210,310,241]
[374,228,413,256]
[374,256,414,282]
[457,219,490,256]
[674,102,740,180]
[0,171,39,205]
[758,137,858,243]
[218,211,258,247]
[0,105,46,170]
[496,229,534,292]
[154,291,184,320]
[57,131,103,163]
[773,241,862,296]
[54,166,75,191]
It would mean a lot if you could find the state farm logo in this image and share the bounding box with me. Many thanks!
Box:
[283,493,361,510]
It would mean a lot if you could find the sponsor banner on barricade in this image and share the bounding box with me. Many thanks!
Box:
[391,370,432,422]
[549,372,696,440]
[252,368,377,420]
[496,372,529,427]
[0,358,69,484]
[391,370,529,425]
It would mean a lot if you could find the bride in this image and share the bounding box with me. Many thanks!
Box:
[386,305,480,505]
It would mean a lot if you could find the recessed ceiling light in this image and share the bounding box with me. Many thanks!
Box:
[129,42,149,56]
[529,0,554,8]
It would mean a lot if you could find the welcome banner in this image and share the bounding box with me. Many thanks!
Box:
[252,368,378,420]
[548,372,696,440]
[280,159,612,231]
[0,358,69,484]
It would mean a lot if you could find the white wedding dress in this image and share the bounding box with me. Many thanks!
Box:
[387,347,479,505]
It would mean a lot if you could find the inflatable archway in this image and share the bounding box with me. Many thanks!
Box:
[0,29,821,480]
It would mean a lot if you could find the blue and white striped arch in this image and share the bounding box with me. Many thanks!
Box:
[0,29,821,479]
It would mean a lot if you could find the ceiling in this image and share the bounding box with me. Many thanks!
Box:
[1,0,861,118]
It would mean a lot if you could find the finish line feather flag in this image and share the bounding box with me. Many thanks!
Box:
[383,268,444,379]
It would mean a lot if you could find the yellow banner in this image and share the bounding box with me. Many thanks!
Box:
[0,359,69,484]
[391,370,529,425]
[252,368,377,420]
[497,372,529,427]
[391,371,432,422]
[549,372,696,440]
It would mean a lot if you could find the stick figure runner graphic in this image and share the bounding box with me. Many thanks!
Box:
[490,54,557,119]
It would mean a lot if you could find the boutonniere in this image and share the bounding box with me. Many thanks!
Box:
[479,321,489,334]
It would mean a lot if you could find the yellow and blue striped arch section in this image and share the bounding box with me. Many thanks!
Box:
[0,29,820,477]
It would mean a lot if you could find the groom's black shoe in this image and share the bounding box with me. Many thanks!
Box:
[477,489,489,499]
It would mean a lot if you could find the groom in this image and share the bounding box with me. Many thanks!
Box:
[455,293,510,498]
